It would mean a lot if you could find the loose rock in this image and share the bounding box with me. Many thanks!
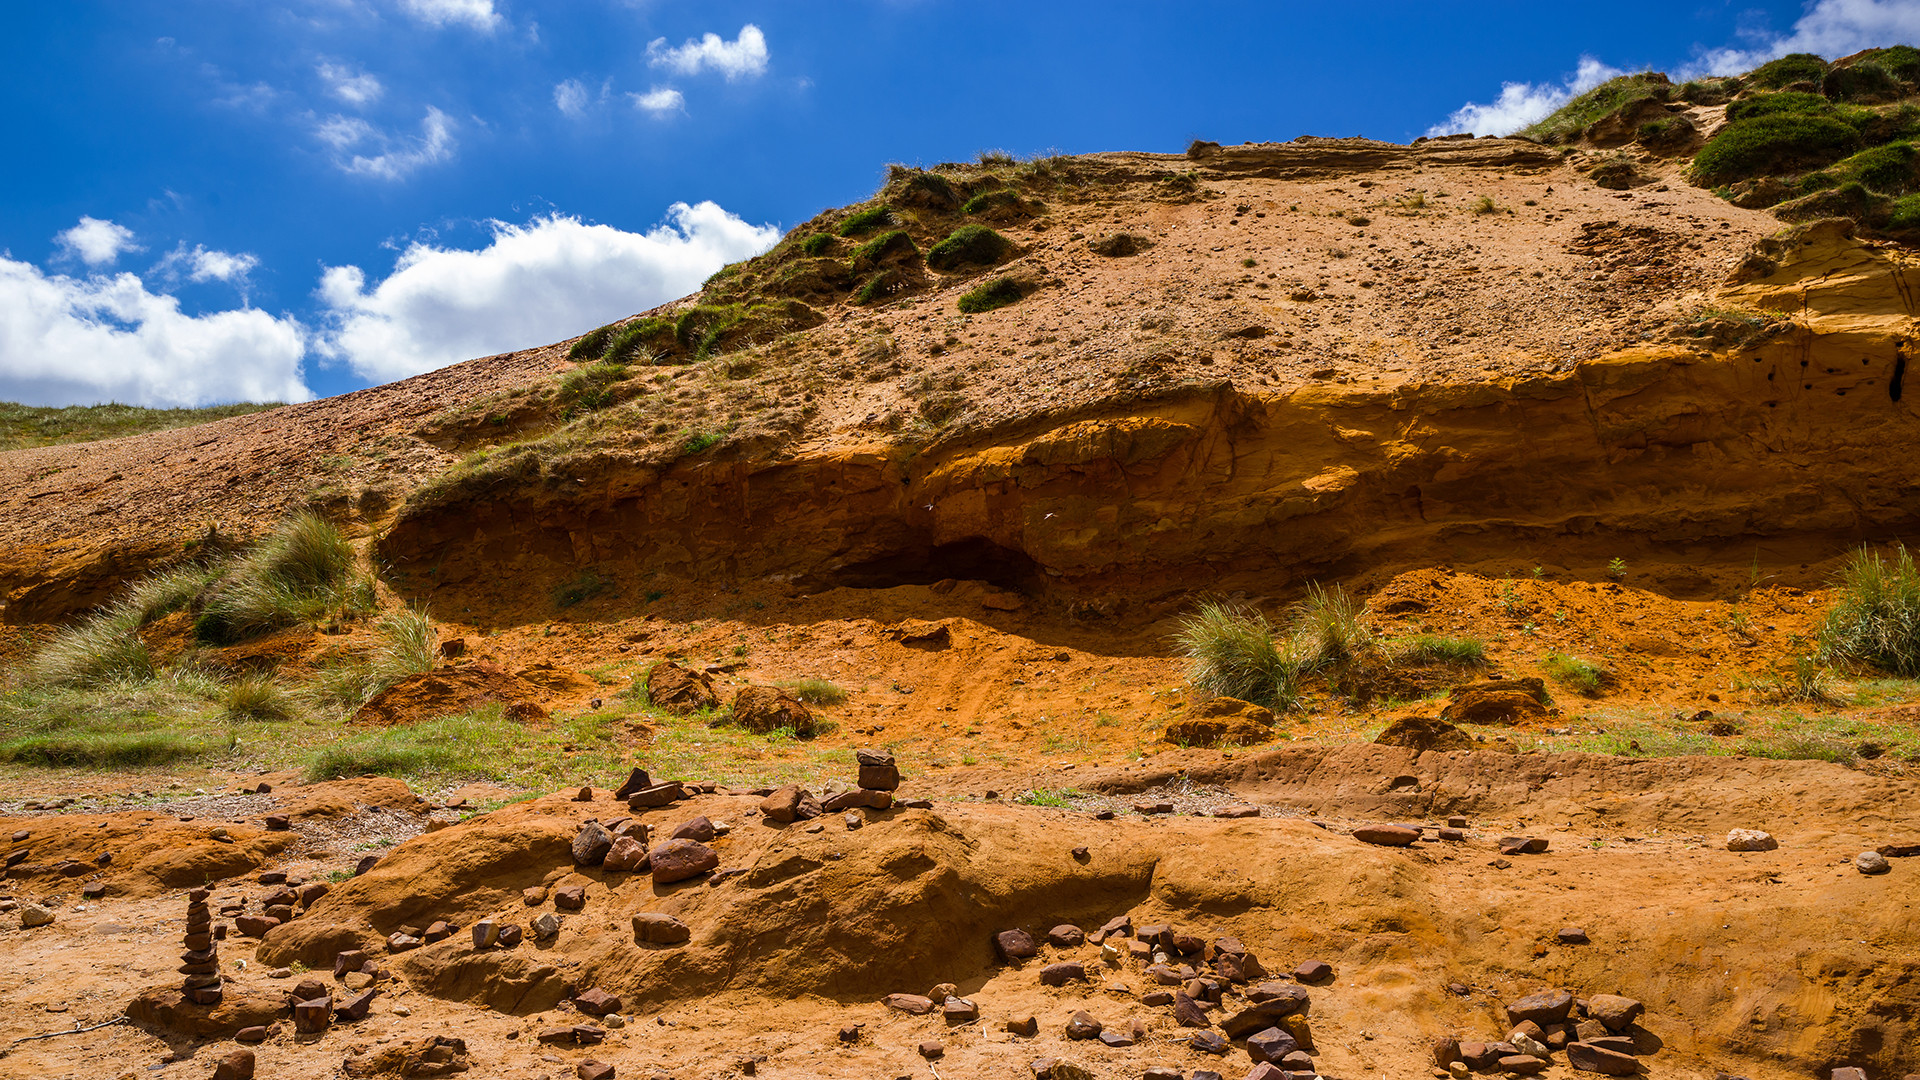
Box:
[1857,850,1891,874]
[632,913,691,945]
[1726,829,1778,852]
[648,839,719,884]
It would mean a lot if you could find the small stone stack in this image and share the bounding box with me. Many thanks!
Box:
[181,887,223,1005]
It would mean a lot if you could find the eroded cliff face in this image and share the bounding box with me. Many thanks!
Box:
[378,225,1920,615]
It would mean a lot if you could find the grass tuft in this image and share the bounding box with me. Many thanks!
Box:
[1818,544,1920,675]
[1386,634,1487,667]
[1173,600,1302,711]
[1541,653,1608,696]
[194,513,362,645]
[780,678,848,706]
[926,224,1012,271]
[957,276,1026,314]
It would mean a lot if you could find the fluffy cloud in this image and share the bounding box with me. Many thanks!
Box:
[1427,56,1623,137]
[647,24,769,81]
[630,87,685,115]
[397,0,500,32]
[1689,0,1920,76]
[315,203,780,382]
[0,257,310,408]
[56,217,141,267]
[554,78,590,118]
[317,61,384,106]
[316,106,456,180]
[156,244,261,286]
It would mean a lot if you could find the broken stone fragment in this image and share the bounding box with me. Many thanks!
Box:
[669,816,716,842]
[1041,962,1087,986]
[1219,987,1310,1038]
[211,1049,255,1080]
[1557,927,1590,945]
[1352,824,1420,847]
[1172,992,1210,1028]
[496,924,523,947]
[631,913,691,944]
[1246,1026,1299,1063]
[234,915,278,937]
[648,839,718,884]
[822,789,893,812]
[574,988,621,1016]
[994,928,1039,961]
[553,885,587,911]
[1006,1015,1039,1037]
[941,998,978,1023]
[759,785,814,823]
[1506,989,1574,1027]
[532,913,561,940]
[19,904,53,929]
[1189,1030,1228,1055]
[1726,829,1778,852]
[1064,1011,1102,1040]
[576,1061,615,1080]
[292,997,332,1034]
[1292,960,1332,983]
[626,783,686,810]
[612,768,653,799]
[572,822,613,867]
[471,920,499,948]
[883,993,934,1015]
[334,989,375,1022]
[1047,924,1085,947]
[1566,1041,1639,1075]
[1586,994,1645,1032]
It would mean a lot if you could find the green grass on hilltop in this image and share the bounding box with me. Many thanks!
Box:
[0,401,282,452]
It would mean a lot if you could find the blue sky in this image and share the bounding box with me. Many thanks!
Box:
[3,0,1916,407]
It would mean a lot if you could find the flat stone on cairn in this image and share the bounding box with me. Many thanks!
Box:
[182,887,223,1005]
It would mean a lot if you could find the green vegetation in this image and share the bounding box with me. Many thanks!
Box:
[1174,600,1301,710]
[838,205,893,236]
[851,229,918,268]
[1693,112,1863,185]
[1386,634,1487,667]
[1519,73,1668,144]
[194,513,365,645]
[957,276,1026,314]
[798,233,836,256]
[1541,653,1608,696]
[551,568,612,609]
[1819,544,1920,675]
[567,323,616,361]
[1749,52,1829,91]
[961,188,1024,216]
[925,224,1012,271]
[555,362,627,414]
[1013,788,1085,808]
[1469,195,1497,215]
[780,678,848,706]
[0,401,282,452]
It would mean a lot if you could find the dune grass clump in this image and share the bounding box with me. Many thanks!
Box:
[781,678,849,706]
[1518,73,1667,144]
[1748,52,1829,91]
[567,323,616,361]
[957,276,1026,314]
[1693,112,1863,185]
[18,616,155,690]
[838,205,893,236]
[1542,653,1609,696]
[193,513,364,645]
[222,674,295,722]
[1819,544,1920,675]
[1386,634,1487,667]
[1174,600,1302,711]
[926,225,1011,271]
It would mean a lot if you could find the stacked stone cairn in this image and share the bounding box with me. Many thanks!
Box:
[181,887,223,1005]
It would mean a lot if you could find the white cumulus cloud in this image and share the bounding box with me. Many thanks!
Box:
[630,87,685,115]
[57,217,142,268]
[1427,56,1624,137]
[316,106,457,180]
[647,24,769,81]
[315,203,780,382]
[1689,0,1920,76]
[397,0,501,32]
[0,258,311,408]
[554,78,590,118]
[317,60,384,106]
[156,244,261,286]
